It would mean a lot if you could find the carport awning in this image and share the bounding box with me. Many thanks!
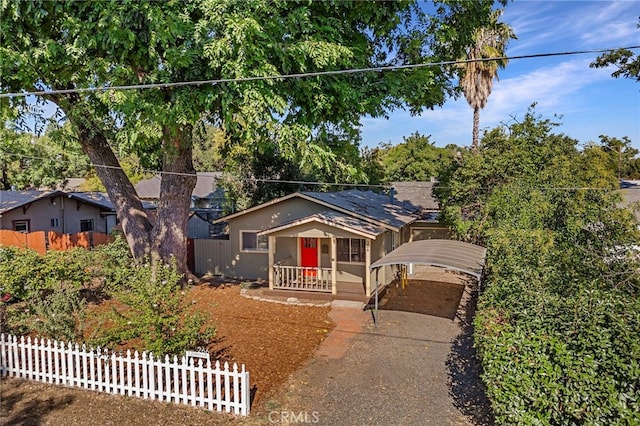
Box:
[369,239,487,280]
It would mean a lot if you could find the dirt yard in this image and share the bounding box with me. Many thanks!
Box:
[0,283,333,425]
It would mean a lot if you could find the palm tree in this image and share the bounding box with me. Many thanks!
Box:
[460,10,516,151]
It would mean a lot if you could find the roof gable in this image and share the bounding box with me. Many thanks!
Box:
[67,192,115,210]
[215,189,419,231]
[0,190,60,214]
[258,210,385,239]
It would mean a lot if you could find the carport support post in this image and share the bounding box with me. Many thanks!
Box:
[374,268,379,327]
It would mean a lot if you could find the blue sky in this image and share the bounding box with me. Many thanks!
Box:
[359,0,640,150]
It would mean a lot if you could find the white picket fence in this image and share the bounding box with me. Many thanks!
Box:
[0,333,250,416]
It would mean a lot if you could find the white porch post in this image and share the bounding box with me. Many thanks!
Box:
[365,239,371,297]
[268,235,275,290]
[331,235,337,295]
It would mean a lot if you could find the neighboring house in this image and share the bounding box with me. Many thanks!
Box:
[209,189,421,299]
[135,172,228,238]
[392,180,451,240]
[0,190,117,234]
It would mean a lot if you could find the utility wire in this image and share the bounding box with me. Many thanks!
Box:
[1,46,638,99]
[0,151,631,191]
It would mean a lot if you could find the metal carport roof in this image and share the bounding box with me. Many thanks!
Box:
[369,239,487,326]
[369,239,486,280]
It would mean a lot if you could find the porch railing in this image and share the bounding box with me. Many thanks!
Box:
[273,265,332,292]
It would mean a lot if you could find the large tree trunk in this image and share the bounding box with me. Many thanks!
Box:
[150,126,197,275]
[55,95,196,275]
[472,106,480,152]
[63,108,154,259]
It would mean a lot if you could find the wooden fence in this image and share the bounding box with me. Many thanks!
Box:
[193,239,232,276]
[0,230,114,255]
[0,334,250,416]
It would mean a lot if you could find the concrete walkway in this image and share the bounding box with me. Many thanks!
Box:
[273,297,492,425]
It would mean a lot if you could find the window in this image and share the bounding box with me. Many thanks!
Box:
[80,219,94,232]
[240,231,268,252]
[50,218,60,228]
[13,220,29,233]
[337,238,366,263]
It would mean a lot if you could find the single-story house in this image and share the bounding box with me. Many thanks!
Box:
[209,189,422,299]
[0,190,117,234]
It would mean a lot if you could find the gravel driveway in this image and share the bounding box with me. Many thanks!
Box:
[267,281,493,426]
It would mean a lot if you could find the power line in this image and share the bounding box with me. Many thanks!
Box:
[1,46,638,99]
[0,151,631,192]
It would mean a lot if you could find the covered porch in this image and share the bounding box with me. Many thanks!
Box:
[258,211,385,298]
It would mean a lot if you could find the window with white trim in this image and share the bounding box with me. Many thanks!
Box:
[50,218,60,228]
[13,220,29,233]
[240,230,268,252]
[337,238,366,263]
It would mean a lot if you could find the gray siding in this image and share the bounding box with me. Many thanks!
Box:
[219,196,414,289]
[410,225,451,241]
[193,239,232,276]
[224,198,331,279]
[0,195,112,234]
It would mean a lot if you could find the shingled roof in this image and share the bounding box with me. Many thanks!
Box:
[135,172,223,199]
[391,181,440,211]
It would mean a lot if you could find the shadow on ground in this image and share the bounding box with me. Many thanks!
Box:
[447,285,495,425]
[0,382,75,426]
[379,280,465,320]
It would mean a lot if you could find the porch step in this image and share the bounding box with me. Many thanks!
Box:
[260,289,369,304]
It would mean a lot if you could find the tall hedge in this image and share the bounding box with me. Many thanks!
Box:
[437,110,640,424]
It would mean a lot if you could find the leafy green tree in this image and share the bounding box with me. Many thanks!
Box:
[459,9,516,150]
[1,0,498,273]
[590,19,640,82]
[437,107,618,242]
[359,146,386,187]
[0,123,90,190]
[192,125,226,173]
[437,108,640,423]
[375,132,457,182]
[598,135,638,180]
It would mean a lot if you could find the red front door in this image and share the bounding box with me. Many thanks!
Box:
[300,238,318,276]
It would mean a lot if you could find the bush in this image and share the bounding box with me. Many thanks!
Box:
[0,246,92,302]
[476,288,640,425]
[1,240,216,358]
[31,288,87,342]
[88,236,134,292]
[1,287,87,342]
[475,228,640,424]
[89,258,215,356]
[0,246,45,301]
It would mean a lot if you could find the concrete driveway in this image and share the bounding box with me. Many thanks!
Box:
[269,280,492,426]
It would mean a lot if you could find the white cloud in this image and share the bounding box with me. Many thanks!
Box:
[361,1,640,149]
[504,1,638,54]
[482,58,614,121]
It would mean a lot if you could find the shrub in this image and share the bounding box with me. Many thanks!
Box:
[90,259,215,356]
[0,246,92,302]
[31,288,87,342]
[475,288,640,425]
[0,246,44,301]
[88,236,134,292]
[1,287,87,343]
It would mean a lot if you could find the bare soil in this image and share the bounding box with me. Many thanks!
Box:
[1,270,488,425]
[0,282,333,425]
